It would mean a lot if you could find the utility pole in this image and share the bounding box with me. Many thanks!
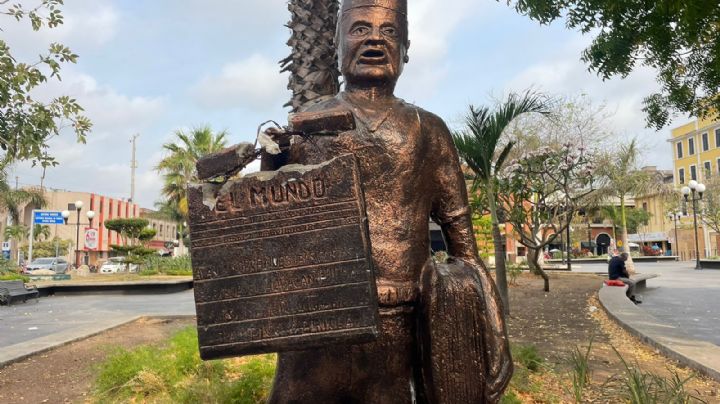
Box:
[130,134,139,203]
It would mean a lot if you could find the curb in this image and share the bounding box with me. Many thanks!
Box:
[598,285,720,382]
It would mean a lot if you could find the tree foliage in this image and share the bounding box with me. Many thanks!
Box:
[20,236,71,258]
[104,218,150,246]
[155,126,227,220]
[506,0,720,129]
[498,143,596,291]
[700,176,720,234]
[0,0,91,169]
[453,90,550,314]
[104,218,156,268]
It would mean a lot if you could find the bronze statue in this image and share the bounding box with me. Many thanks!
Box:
[264,0,513,402]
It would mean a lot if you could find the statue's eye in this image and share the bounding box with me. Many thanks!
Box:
[382,26,398,38]
[351,25,370,36]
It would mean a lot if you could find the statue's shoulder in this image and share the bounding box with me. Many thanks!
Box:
[395,99,451,133]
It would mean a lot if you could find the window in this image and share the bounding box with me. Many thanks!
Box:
[679,168,685,184]
[717,158,720,175]
[677,142,683,158]
[716,129,720,148]
[702,132,709,151]
[689,138,695,155]
[705,161,712,178]
[690,165,697,181]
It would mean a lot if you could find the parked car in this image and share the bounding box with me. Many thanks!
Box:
[99,257,139,274]
[25,257,69,274]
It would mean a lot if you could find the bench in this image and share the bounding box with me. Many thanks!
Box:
[629,273,658,290]
[0,280,39,305]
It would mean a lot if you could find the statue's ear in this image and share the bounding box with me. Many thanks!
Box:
[404,40,411,64]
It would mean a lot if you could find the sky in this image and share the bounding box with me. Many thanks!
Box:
[5,0,683,209]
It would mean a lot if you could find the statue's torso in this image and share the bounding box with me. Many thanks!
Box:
[289,95,437,291]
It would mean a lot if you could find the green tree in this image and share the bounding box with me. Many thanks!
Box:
[20,237,71,258]
[498,144,596,292]
[32,224,51,242]
[452,91,550,313]
[0,182,46,225]
[0,1,91,169]
[155,126,228,219]
[105,218,156,269]
[282,0,341,112]
[505,0,720,129]
[595,140,659,271]
[4,225,27,243]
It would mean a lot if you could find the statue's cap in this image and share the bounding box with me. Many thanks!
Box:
[340,0,407,15]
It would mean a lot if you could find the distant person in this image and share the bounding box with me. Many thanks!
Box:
[608,252,640,303]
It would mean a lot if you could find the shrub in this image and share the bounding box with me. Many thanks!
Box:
[141,255,193,276]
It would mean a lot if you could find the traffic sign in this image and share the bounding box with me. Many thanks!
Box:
[33,211,65,225]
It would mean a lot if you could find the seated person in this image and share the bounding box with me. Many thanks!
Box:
[608,252,640,303]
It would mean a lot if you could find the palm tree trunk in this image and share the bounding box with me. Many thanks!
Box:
[620,195,635,273]
[488,187,510,315]
[282,0,341,112]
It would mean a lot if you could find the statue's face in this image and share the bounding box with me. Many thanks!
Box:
[338,7,408,88]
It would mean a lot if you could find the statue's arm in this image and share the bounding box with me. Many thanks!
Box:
[427,114,513,402]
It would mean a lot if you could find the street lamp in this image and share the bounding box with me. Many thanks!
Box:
[64,200,95,267]
[682,180,705,269]
[667,211,682,257]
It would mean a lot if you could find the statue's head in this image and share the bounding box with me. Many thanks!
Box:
[337,0,409,90]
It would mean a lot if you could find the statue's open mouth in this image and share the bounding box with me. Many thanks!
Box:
[358,49,387,65]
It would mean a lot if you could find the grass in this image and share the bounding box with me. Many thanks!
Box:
[92,327,276,403]
[613,347,704,404]
[567,338,593,403]
[512,343,544,372]
[502,343,560,402]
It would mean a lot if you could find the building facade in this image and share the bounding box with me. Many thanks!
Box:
[2,189,180,266]
[669,116,720,258]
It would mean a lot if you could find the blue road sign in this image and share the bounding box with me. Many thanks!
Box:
[33,211,65,225]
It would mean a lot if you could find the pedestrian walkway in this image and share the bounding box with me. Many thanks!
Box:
[0,290,196,367]
[594,261,720,381]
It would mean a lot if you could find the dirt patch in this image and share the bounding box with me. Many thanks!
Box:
[507,272,720,402]
[0,316,195,404]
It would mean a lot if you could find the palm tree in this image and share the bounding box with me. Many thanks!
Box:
[4,225,27,243]
[0,181,46,225]
[156,126,228,219]
[32,224,51,242]
[282,0,341,112]
[452,91,550,315]
[597,139,659,272]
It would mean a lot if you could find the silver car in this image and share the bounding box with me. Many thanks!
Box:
[25,257,69,274]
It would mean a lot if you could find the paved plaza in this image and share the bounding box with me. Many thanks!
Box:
[636,262,720,347]
[0,290,196,365]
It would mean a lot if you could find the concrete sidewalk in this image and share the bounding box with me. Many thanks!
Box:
[0,290,196,368]
[599,275,720,382]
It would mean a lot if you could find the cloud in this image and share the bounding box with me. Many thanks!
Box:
[2,0,118,57]
[397,0,494,102]
[11,69,167,207]
[191,55,289,112]
[505,37,673,167]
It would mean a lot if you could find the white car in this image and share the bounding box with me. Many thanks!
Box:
[99,257,139,274]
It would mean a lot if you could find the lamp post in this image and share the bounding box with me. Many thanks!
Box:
[62,200,95,267]
[667,211,682,257]
[681,180,705,269]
